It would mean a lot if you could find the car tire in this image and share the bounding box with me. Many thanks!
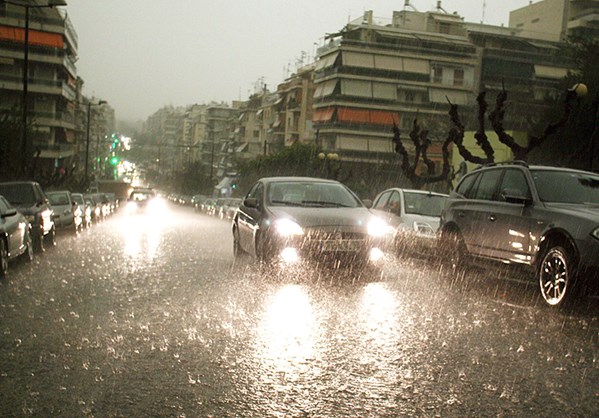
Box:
[439,228,467,272]
[233,227,245,259]
[45,226,57,248]
[22,232,34,263]
[0,238,8,278]
[537,244,576,307]
[34,228,45,253]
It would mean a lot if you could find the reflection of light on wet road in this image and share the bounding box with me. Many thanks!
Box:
[118,212,168,259]
[360,282,400,344]
[255,284,319,380]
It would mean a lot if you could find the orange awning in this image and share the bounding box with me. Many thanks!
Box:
[369,110,396,126]
[313,107,335,123]
[0,25,63,48]
[337,107,370,124]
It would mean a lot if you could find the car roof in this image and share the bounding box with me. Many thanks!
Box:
[380,188,448,197]
[259,176,339,184]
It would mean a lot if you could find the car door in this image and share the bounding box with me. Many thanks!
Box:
[459,168,503,257]
[0,197,21,256]
[485,168,535,264]
[237,182,264,255]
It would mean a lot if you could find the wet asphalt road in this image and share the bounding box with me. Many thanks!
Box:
[0,203,597,417]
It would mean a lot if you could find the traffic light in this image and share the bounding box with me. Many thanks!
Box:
[109,156,119,166]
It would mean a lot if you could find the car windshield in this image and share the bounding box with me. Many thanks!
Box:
[268,181,360,208]
[0,184,36,205]
[47,192,69,206]
[531,169,599,204]
[72,195,84,205]
[403,192,447,217]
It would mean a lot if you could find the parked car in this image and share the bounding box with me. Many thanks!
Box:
[84,194,103,223]
[201,198,217,215]
[371,188,448,254]
[212,198,228,217]
[92,193,112,218]
[126,188,164,213]
[192,194,207,212]
[46,191,83,232]
[0,181,55,252]
[439,162,599,307]
[71,193,92,229]
[233,177,391,269]
[0,195,34,277]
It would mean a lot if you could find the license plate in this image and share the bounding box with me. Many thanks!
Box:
[320,240,363,252]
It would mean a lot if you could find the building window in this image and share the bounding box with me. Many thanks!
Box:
[438,23,451,34]
[432,66,443,83]
[253,130,259,138]
[453,69,464,86]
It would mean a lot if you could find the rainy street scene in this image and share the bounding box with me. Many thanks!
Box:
[0,205,596,417]
[1,0,599,417]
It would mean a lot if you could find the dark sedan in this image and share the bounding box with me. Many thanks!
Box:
[0,195,33,277]
[232,177,391,270]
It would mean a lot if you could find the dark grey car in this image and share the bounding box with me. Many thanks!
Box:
[439,162,599,307]
[232,177,391,270]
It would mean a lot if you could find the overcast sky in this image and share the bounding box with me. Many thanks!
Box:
[65,1,536,122]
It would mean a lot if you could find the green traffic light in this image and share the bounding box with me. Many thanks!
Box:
[110,156,119,165]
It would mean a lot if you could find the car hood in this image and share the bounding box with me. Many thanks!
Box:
[268,206,375,228]
[544,202,599,222]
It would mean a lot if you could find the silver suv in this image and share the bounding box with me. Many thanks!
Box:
[439,162,599,307]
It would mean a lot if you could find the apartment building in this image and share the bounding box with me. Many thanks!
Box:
[0,1,78,172]
[312,10,479,165]
[509,0,599,41]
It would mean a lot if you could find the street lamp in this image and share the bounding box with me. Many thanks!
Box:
[84,100,107,183]
[0,0,68,176]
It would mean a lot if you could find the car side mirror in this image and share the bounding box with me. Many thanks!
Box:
[501,188,530,205]
[362,199,373,208]
[243,197,258,209]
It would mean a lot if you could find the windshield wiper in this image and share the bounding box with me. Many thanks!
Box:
[301,200,351,207]
[270,199,304,207]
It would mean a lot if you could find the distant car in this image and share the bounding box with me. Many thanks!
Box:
[212,198,228,217]
[0,181,55,252]
[92,193,111,218]
[192,194,207,212]
[71,193,92,229]
[46,190,83,233]
[371,188,448,254]
[0,195,34,277]
[201,198,216,215]
[439,162,599,307]
[126,188,164,214]
[233,177,391,269]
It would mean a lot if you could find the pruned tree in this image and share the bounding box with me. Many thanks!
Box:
[391,116,453,190]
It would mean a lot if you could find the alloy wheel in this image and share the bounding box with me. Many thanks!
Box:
[539,246,569,306]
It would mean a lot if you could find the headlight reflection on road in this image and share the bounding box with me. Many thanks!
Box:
[255,284,320,380]
[120,215,164,260]
[359,282,402,348]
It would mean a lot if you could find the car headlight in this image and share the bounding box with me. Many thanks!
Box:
[592,227,599,241]
[414,221,435,235]
[368,218,392,237]
[274,219,304,237]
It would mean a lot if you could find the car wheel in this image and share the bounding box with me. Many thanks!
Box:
[538,245,574,307]
[233,227,245,259]
[0,239,8,278]
[34,228,45,253]
[22,232,34,263]
[439,228,467,272]
[45,226,57,248]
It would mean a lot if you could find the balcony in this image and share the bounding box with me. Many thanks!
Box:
[34,142,76,159]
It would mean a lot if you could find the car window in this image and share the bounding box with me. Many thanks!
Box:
[387,191,401,212]
[456,172,478,198]
[499,169,531,201]
[47,192,70,206]
[267,181,360,208]
[0,196,10,213]
[473,169,502,201]
[0,184,36,205]
[404,192,447,217]
[246,182,264,207]
[531,169,599,204]
[373,191,391,209]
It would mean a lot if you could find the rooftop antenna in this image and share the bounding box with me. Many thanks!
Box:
[482,0,487,23]
[436,1,448,14]
[404,0,418,12]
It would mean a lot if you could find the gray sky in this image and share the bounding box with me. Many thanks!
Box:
[65,1,535,122]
